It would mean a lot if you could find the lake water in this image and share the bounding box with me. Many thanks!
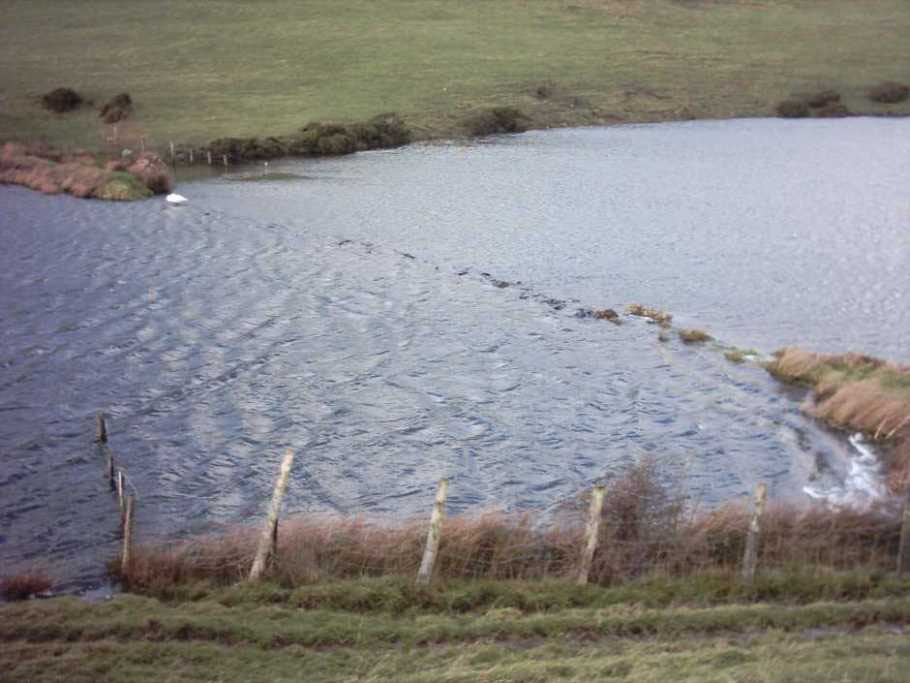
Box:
[1,117,908,591]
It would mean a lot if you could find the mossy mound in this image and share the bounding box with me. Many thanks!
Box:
[679,328,713,344]
[814,102,851,118]
[204,113,411,163]
[776,99,810,118]
[41,87,82,113]
[807,90,841,108]
[867,81,910,104]
[463,107,530,136]
[93,172,153,200]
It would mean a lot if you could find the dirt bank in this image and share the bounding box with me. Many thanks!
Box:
[0,143,171,200]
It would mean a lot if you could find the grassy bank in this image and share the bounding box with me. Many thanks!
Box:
[3,583,910,681]
[767,348,910,492]
[2,0,909,156]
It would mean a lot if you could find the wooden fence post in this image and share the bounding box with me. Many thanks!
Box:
[96,412,108,443]
[222,154,228,167]
[741,483,768,585]
[898,491,910,575]
[116,470,125,514]
[416,479,449,586]
[169,141,175,162]
[207,151,212,165]
[104,446,115,490]
[188,149,194,164]
[248,449,295,582]
[577,484,606,585]
[121,495,135,575]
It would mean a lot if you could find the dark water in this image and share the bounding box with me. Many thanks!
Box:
[1,118,907,591]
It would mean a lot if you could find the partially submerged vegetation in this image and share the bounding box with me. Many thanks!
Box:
[679,328,713,344]
[0,142,169,200]
[625,303,672,327]
[767,348,910,492]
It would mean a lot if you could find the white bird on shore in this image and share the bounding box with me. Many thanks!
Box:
[166,193,188,205]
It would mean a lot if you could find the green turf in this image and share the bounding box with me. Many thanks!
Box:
[3,590,909,682]
[2,1,909,155]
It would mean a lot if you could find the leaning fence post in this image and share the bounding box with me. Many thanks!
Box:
[741,483,768,585]
[416,479,449,586]
[577,484,606,585]
[121,495,135,575]
[96,412,108,443]
[248,449,295,582]
[116,470,125,522]
[898,491,910,576]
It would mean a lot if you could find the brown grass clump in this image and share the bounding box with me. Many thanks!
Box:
[679,328,713,344]
[593,308,620,324]
[867,81,910,104]
[626,303,672,327]
[100,92,133,123]
[767,347,910,492]
[1,571,53,601]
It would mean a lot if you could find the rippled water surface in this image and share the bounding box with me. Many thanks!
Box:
[1,118,908,590]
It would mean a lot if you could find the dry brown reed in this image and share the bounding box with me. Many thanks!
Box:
[117,462,904,593]
[767,348,910,492]
[0,571,53,601]
[625,303,672,327]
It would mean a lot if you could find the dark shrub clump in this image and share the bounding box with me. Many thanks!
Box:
[775,99,810,118]
[815,102,850,118]
[41,87,82,113]
[807,90,840,108]
[100,92,133,123]
[464,107,530,136]
[867,81,910,104]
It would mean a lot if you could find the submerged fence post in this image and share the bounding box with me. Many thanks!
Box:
[898,491,910,576]
[741,483,768,585]
[248,449,295,582]
[416,479,449,586]
[577,484,606,585]
[121,495,135,575]
[96,412,108,443]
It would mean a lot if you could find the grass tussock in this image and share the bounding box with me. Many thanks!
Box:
[0,571,53,601]
[463,107,530,137]
[679,328,713,344]
[626,303,672,327]
[767,347,910,492]
[116,461,904,596]
[867,81,910,104]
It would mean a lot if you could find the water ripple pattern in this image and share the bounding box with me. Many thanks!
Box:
[1,118,906,589]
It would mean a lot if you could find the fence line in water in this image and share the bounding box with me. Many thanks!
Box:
[95,412,910,586]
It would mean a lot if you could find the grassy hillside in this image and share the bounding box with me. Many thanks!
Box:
[1,0,909,154]
[3,578,910,682]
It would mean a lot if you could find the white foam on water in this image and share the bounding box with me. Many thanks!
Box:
[803,433,889,508]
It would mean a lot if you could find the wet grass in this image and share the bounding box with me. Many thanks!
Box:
[2,1,910,155]
[2,590,909,682]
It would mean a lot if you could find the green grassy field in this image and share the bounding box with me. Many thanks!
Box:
[1,0,909,154]
[3,578,910,682]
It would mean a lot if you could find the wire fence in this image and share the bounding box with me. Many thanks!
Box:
[96,413,910,592]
